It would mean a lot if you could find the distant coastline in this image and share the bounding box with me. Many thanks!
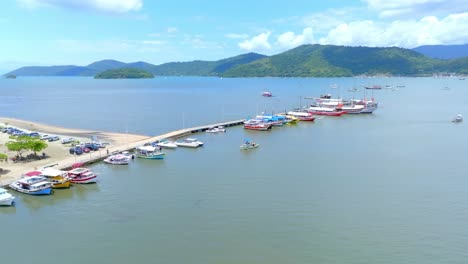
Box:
[94,68,154,79]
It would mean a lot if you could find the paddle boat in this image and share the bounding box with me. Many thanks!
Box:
[240,140,259,150]
[104,154,132,165]
[175,138,204,148]
[67,167,98,184]
[452,114,463,123]
[0,187,15,206]
[135,146,166,159]
[206,126,226,133]
[9,176,53,195]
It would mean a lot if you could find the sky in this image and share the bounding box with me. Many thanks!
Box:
[0,0,467,72]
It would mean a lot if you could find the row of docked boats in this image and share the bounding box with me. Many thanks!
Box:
[244,112,316,131]
[306,94,378,115]
[2,166,98,204]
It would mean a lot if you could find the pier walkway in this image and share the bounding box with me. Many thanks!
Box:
[0,119,245,187]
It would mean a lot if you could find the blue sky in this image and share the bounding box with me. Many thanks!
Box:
[1,0,467,72]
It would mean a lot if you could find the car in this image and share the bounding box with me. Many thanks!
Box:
[48,136,60,142]
[84,143,100,151]
[40,134,50,140]
[61,137,74,144]
[69,146,83,155]
[29,132,40,138]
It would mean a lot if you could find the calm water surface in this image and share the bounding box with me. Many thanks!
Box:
[1,77,468,264]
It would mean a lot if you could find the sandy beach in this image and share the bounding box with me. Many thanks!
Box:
[0,117,150,186]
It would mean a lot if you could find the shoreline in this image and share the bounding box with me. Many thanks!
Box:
[0,117,151,186]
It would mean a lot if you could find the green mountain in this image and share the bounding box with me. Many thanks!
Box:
[5,45,468,77]
[222,45,447,77]
[94,68,154,79]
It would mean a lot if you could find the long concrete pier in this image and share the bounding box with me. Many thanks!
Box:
[0,119,245,187]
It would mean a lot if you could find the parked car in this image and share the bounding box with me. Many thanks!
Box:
[61,137,74,144]
[84,143,100,151]
[48,136,60,142]
[40,134,50,140]
[29,132,40,138]
[69,146,83,155]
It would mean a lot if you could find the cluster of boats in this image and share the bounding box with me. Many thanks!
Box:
[1,166,98,205]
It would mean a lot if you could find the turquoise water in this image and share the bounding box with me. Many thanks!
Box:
[1,77,468,263]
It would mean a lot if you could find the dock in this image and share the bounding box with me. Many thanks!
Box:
[0,119,245,187]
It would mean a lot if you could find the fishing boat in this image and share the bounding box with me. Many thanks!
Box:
[156,140,178,149]
[9,176,53,195]
[67,167,98,184]
[0,187,15,206]
[104,154,131,165]
[174,138,204,148]
[243,119,272,131]
[135,146,166,159]
[262,91,272,97]
[286,111,316,121]
[240,140,259,150]
[206,126,226,133]
[40,168,70,188]
[452,114,463,123]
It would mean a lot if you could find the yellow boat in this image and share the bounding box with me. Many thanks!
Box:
[285,115,299,124]
[40,168,71,189]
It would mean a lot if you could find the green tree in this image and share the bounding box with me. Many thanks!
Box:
[6,138,28,157]
[0,153,7,162]
[27,139,48,155]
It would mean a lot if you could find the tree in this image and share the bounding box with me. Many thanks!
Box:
[6,135,48,158]
[27,139,48,155]
[6,138,28,157]
[0,153,7,162]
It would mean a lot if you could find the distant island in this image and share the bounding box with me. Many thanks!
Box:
[5,74,16,79]
[94,68,154,79]
[5,44,468,78]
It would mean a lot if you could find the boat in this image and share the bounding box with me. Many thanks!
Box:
[39,168,71,188]
[104,154,131,165]
[348,87,359,92]
[307,106,346,116]
[67,167,98,184]
[156,140,178,149]
[135,146,166,159]
[452,114,463,123]
[286,111,316,121]
[174,138,204,148]
[243,119,272,131]
[262,91,272,97]
[240,140,259,150]
[206,126,226,133]
[256,115,287,126]
[0,187,15,206]
[9,176,53,195]
[364,85,382,90]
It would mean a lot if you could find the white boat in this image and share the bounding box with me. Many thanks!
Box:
[0,187,15,206]
[67,168,98,184]
[135,146,165,159]
[206,126,226,133]
[175,138,204,148]
[240,141,259,150]
[9,176,53,195]
[104,154,131,165]
[452,114,463,123]
[156,140,178,149]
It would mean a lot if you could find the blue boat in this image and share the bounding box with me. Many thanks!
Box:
[9,176,53,195]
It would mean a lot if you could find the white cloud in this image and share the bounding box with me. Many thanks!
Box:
[276,27,315,49]
[318,13,468,48]
[363,0,468,18]
[141,40,166,45]
[167,27,178,33]
[225,33,249,39]
[16,0,143,13]
[238,32,271,52]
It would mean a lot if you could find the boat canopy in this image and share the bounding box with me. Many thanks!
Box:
[24,170,42,176]
[41,168,65,177]
[137,146,156,152]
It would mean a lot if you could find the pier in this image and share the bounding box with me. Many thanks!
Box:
[0,119,245,187]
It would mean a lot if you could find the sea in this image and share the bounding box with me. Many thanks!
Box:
[1,77,468,264]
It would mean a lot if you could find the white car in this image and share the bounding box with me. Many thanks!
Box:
[61,137,74,144]
[40,134,50,140]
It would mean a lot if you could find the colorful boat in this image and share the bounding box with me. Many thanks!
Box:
[9,176,53,195]
[67,167,98,184]
[135,146,166,159]
[286,111,316,121]
[40,168,71,189]
[0,187,15,206]
[243,119,272,131]
[307,106,346,116]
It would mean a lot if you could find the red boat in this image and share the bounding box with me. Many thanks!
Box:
[307,106,346,116]
[244,120,272,131]
[67,167,97,184]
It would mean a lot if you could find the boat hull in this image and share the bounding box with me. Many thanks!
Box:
[308,110,346,116]
[70,176,97,184]
[244,124,272,131]
[136,153,165,159]
[0,197,15,206]
[9,184,52,195]
[240,143,260,150]
[51,180,71,189]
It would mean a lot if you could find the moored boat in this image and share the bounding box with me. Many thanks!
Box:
[364,84,382,90]
[206,126,226,133]
[104,154,131,165]
[0,187,15,206]
[262,91,272,97]
[307,106,346,116]
[136,146,166,159]
[9,176,53,195]
[452,114,463,123]
[243,119,272,131]
[40,168,71,188]
[156,140,178,149]
[286,111,316,121]
[174,138,204,148]
[67,167,98,184]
